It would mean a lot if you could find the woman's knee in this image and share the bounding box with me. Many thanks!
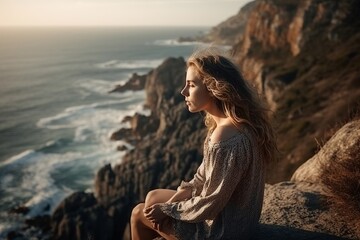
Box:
[145,189,176,208]
[145,189,161,207]
[131,203,145,224]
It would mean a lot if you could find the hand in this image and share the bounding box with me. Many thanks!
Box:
[143,204,168,229]
[167,188,192,203]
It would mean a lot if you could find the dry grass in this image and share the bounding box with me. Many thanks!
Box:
[320,121,360,235]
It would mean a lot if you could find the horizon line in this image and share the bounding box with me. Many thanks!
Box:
[0,25,212,28]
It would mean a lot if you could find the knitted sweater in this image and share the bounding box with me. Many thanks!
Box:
[159,127,265,240]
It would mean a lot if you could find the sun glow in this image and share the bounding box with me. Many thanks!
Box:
[0,0,251,27]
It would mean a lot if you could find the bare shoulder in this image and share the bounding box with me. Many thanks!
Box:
[210,124,240,144]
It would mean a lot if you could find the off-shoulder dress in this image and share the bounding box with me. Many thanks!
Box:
[158,126,265,240]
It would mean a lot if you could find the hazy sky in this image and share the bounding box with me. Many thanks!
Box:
[0,0,252,27]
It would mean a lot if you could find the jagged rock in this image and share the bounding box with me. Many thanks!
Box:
[110,128,134,142]
[129,113,158,139]
[145,57,186,114]
[116,144,129,151]
[201,1,256,45]
[109,73,146,93]
[51,192,115,240]
[9,205,30,215]
[7,231,25,240]
[25,215,51,232]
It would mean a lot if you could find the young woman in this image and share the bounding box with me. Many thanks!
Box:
[130,48,277,240]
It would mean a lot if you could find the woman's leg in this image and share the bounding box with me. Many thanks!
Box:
[131,189,176,240]
[131,203,159,240]
[144,189,176,208]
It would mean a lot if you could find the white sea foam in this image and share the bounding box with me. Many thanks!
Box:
[1,140,126,216]
[0,150,36,169]
[19,151,80,216]
[152,40,233,51]
[95,59,164,70]
[76,78,129,96]
[36,93,146,131]
[1,89,149,220]
[0,140,125,237]
[25,189,71,217]
[152,39,202,46]
[0,150,78,217]
[1,174,15,189]
[2,76,150,237]
[1,147,124,238]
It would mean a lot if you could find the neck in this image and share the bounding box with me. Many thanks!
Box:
[206,106,230,127]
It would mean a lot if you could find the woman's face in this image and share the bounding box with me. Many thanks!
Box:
[181,66,214,113]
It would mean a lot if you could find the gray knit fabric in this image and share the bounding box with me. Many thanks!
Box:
[159,127,265,240]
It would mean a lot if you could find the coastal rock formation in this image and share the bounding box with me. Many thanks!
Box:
[95,56,207,214]
[51,57,207,240]
[49,0,360,239]
[229,0,360,182]
[109,73,147,93]
[201,1,256,45]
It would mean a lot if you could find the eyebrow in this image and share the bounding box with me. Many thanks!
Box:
[186,80,196,83]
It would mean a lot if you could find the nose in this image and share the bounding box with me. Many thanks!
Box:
[181,85,189,97]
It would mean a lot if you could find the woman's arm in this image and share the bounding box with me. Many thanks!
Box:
[166,188,192,203]
[158,135,252,223]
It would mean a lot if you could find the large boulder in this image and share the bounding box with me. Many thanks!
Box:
[255,119,360,240]
[291,120,360,185]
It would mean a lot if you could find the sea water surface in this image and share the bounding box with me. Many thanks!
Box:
[0,26,208,236]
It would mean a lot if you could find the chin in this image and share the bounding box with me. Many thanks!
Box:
[188,108,200,113]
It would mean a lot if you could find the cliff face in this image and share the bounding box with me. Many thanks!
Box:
[229,0,360,182]
[201,1,256,45]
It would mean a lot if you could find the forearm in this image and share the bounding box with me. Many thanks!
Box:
[166,188,192,203]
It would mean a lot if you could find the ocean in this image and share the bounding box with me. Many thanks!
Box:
[0,26,209,236]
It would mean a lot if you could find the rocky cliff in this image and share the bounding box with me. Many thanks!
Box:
[230,0,360,182]
[200,1,256,45]
[48,0,360,239]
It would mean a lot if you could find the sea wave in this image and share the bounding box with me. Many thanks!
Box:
[152,39,203,46]
[95,59,164,70]
[19,151,80,217]
[36,94,146,131]
[0,89,149,226]
[76,78,129,96]
[0,150,80,213]
[0,150,37,169]
[0,140,126,222]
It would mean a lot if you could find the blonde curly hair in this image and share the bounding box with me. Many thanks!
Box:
[187,48,277,163]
